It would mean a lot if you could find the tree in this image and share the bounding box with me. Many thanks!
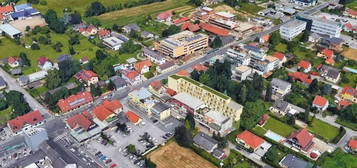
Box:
[5,91,31,117]
[174,126,193,147]
[211,36,223,49]
[0,99,8,111]
[185,113,195,130]
[26,26,31,31]
[126,144,136,154]
[304,107,310,124]
[90,84,102,97]
[240,100,265,130]
[212,132,227,148]
[31,43,40,50]
[264,146,280,164]
[190,69,200,81]
[269,31,281,47]
[238,84,247,104]
[85,2,106,17]
[162,25,180,37]
[70,12,82,24]
[95,50,107,60]
[19,52,30,66]
[119,40,141,54]
[308,79,318,94]
[69,46,76,55]
[112,24,121,32]
[265,83,272,102]
[188,0,202,6]
[58,59,80,82]
[46,69,62,89]
[320,84,332,96]
[44,9,66,33]
[300,30,310,42]
[145,159,157,168]
[287,115,296,125]
[340,104,357,123]
[68,36,80,45]
[223,0,240,7]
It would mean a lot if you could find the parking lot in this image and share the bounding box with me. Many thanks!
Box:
[84,98,176,168]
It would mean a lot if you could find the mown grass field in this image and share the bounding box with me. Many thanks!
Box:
[319,148,357,168]
[307,118,339,142]
[14,0,139,15]
[147,141,216,168]
[96,0,191,26]
[263,117,296,137]
[0,107,12,126]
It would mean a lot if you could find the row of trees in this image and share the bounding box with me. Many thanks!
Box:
[5,91,32,118]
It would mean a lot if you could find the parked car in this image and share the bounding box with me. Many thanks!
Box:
[110,164,117,168]
[105,159,112,164]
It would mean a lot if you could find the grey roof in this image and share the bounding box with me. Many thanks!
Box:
[212,148,225,159]
[152,102,170,113]
[319,65,340,79]
[10,68,22,75]
[158,61,175,70]
[143,47,165,61]
[19,75,29,84]
[219,35,235,46]
[0,24,22,37]
[141,31,153,38]
[123,23,141,32]
[271,78,291,91]
[111,32,130,42]
[193,132,218,151]
[273,99,290,112]
[280,154,313,168]
[110,76,127,89]
[281,20,306,29]
[57,54,72,62]
[0,76,6,87]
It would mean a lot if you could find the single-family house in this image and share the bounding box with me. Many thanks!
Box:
[280,154,314,168]
[345,9,357,19]
[121,69,141,84]
[10,68,22,75]
[102,36,124,51]
[74,70,99,86]
[79,57,89,65]
[66,113,96,133]
[149,80,164,95]
[288,72,312,85]
[347,138,357,154]
[7,110,44,134]
[102,100,123,114]
[270,78,292,100]
[298,60,311,73]
[273,52,287,66]
[37,56,53,70]
[135,59,152,74]
[141,31,154,39]
[122,23,141,33]
[142,47,166,65]
[150,102,171,120]
[57,91,93,113]
[339,86,357,104]
[126,111,142,125]
[79,25,98,36]
[312,95,329,111]
[98,29,111,39]
[176,69,190,77]
[317,64,340,83]
[287,128,314,152]
[0,5,14,21]
[7,56,20,68]
[236,130,265,151]
[193,132,218,153]
[93,105,115,122]
[109,76,127,90]
[157,11,172,22]
[270,99,305,116]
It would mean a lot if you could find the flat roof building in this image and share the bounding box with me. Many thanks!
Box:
[154,31,209,58]
[0,24,22,38]
[103,37,124,50]
[280,20,306,41]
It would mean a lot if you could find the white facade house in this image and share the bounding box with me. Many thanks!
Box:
[102,37,124,51]
[290,0,317,7]
[280,20,307,41]
[311,18,342,38]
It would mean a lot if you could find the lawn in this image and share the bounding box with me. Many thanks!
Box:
[319,148,357,168]
[274,43,287,53]
[307,118,339,142]
[0,107,12,127]
[339,72,357,88]
[224,150,260,168]
[251,126,267,137]
[138,20,168,36]
[96,0,191,26]
[16,0,139,16]
[0,30,101,75]
[263,117,296,137]
[147,141,216,168]
[346,1,357,10]
[237,3,264,15]
[28,86,49,98]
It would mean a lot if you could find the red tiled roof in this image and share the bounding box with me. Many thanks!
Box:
[273,52,285,61]
[0,5,13,14]
[66,113,93,131]
[150,80,162,91]
[135,60,152,73]
[339,100,353,107]
[123,70,139,80]
[288,128,314,149]
[98,29,110,37]
[193,64,208,72]
[93,105,113,121]
[0,13,3,20]
[181,22,200,32]
[347,9,357,17]
[166,88,176,96]
[288,72,312,84]
[261,34,270,42]
[321,48,333,58]
[348,139,357,149]
[57,92,93,112]
[325,57,335,65]
[74,70,98,82]
[174,17,190,25]
[126,111,141,124]
[157,11,172,20]
[313,95,328,107]
[102,99,122,112]
[37,56,49,66]
[236,130,265,149]
[176,69,190,77]
[298,60,311,70]
[199,23,229,36]
[8,110,44,133]
[341,86,357,96]
[82,111,93,119]
[8,56,19,64]
[345,23,353,30]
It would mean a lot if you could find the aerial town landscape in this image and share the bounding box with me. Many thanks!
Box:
[0,0,356,167]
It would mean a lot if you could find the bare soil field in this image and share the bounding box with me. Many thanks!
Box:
[147,142,217,168]
[342,48,357,61]
[10,16,47,32]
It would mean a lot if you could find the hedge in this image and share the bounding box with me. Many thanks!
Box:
[331,126,346,144]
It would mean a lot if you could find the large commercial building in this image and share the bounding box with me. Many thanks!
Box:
[168,75,243,121]
[311,18,342,38]
[290,0,317,7]
[154,31,209,58]
[280,20,307,41]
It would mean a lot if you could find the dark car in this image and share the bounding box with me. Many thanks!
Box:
[105,159,112,164]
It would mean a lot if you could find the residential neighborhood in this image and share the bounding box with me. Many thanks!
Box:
[0,0,356,168]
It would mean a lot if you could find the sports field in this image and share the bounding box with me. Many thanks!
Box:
[96,0,191,26]
[147,142,217,168]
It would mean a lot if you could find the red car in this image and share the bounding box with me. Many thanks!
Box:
[105,159,112,164]
[110,163,117,168]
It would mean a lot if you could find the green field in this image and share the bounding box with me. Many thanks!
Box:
[251,126,267,137]
[0,30,101,75]
[0,107,12,126]
[96,0,191,26]
[319,148,357,168]
[347,1,357,10]
[237,3,264,15]
[263,117,296,137]
[307,118,339,142]
[274,43,287,53]
[15,0,139,15]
